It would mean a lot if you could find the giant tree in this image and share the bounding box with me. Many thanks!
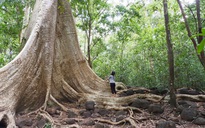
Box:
[0,0,155,127]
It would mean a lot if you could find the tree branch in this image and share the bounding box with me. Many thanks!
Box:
[185,5,197,35]
[176,0,197,48]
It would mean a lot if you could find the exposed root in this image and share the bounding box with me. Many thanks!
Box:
[128,109,134,117]
[150,119,155,126]
[38,109,61,126]
[95,118,127,125]
[115,82,127,91]
[128,109,140,125]
[117,87,150,94]
[65,124,81,128]
[126,93,163,103]
[23,94,68,127]
[26,93,68,121]
[158,91,170,103]
[26,107,56,126]
[128,108,151,123]
[95,107,150,128]
[27,94,68,117]
[50,95,68,111]
[0,109,17,128]
[176,94,205,102]
[42,85,51,111]
[125,117,138,127]
[95,117,138,127]
[120,93,205,103]
[38,110,55,125]
[107,106,145,114]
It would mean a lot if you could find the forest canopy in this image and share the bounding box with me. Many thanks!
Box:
[0,0,205,89]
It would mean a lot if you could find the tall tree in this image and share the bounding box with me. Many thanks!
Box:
[70,0,110,68]
[163,0,177,107]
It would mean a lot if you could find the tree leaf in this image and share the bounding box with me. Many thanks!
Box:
[202,28,205,35]
[197,39,205,54]
[191,33,205,39]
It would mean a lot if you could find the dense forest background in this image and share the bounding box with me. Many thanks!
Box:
[0,0,205,89]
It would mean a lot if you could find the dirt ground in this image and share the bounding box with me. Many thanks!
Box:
[14,97,205,128]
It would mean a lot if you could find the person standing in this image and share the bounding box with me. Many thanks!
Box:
[109,71,117,95]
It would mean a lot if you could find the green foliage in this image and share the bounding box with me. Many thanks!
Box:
[0,0,25,67]
[197,39,205,54]
[90,1,205,89]
[197,28,205,54]
[44,123,52,128]
[70,0,111,65]
[1,0,205,90]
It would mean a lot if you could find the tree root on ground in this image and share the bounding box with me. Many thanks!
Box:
[95,117,137,127]
[0,109,17,128]
[26,107,57,125]
[25,95,67,126]
[15,92,205,128]
[95,108,150,128]
[64,124,81,128]
[107,106,145,114]
[117,87,150,94]
[177,94,205,102]
[50,95,68,112]
[116,93,205,103]
[38,110,56,125]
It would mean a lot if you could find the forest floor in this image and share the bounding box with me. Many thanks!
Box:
[14,88,205,128]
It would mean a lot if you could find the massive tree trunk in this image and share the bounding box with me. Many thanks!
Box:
[0,0,110,127]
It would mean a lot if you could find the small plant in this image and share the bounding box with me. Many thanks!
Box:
[44,123,52,128]
[196,28,205,54]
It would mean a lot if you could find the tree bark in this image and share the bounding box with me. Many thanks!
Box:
[163,0,177,107]
[87,19,92,68]
[196,0,202,44]
[20,4,31,49]
[196,0,205,66]
[0,0,109,119]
